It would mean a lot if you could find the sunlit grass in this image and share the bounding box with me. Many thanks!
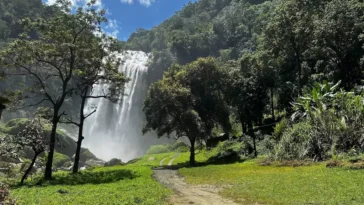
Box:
[11,165,171,205]
[179,160,364,204]
[130,152,176,167]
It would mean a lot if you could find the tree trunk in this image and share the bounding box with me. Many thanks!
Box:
[240,113,247,134]
[73,87,88,174]
[271,87,275,121]
[248,120,257,157]
[189,137,196,166]
[45,109,59,180]
[21,152,40,184]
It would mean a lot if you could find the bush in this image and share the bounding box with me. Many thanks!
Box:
[0,183,17,205]
[171,141,188,152]
[273,118,288,141]
[274,122,312,160]
[206,140,246,163]
[45,152,71,168]
[146,144,171,154]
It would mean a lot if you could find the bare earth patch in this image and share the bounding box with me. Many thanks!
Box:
[153,168,240,205]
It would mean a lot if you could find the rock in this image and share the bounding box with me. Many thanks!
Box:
[104,158,124,167]
[148,157,155,161]
[85,159,104,167]
[80,167,87,171]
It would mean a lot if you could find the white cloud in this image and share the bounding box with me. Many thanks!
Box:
[105,19,120,39]
[120,0,155,7]
[120,0,133,4]
[46,0,104,10]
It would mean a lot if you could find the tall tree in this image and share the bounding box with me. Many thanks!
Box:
[62,40,128,174]
[228,53,269,157]
[0,0,110,179]
[262,0,314,96]
[144,58,231,165]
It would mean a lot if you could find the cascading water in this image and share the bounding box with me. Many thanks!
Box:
[83,51,166,162]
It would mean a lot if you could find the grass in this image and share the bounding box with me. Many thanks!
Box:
[176,158,364,204]
[130,152,176,167]
[11,165,171,205]
[8,147,364,205]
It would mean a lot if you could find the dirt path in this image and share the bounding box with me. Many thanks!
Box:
[153,156,240,205]
[168,154,180,166]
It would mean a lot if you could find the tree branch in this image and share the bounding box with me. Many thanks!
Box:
[84,109,97,120]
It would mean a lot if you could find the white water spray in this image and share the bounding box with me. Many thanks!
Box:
[83,51,165,162]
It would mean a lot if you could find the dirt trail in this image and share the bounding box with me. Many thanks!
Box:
[153,156,240,205]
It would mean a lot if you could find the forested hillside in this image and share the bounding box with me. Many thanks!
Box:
[124,0,272,83]
[138,0,364,164]
[0,0,58,42]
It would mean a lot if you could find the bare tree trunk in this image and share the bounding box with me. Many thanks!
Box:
[21,152,40,184]
[45,108,59,180]
[271,87,275,121]
[189,137,196,166]
[73,87,88,174]
[248,120,257,157]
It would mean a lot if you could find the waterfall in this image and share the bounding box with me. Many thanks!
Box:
[83,51,165,162]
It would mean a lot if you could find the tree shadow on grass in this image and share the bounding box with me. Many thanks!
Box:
[157,152,247,170]
[17,169,139,187]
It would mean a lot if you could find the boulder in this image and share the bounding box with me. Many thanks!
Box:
[85,159,105,167]
[104,158,124,167]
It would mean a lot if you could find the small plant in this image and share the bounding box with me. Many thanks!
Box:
[0,183,17,205]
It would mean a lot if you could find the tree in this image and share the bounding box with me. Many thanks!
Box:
[143,58,231,165]
[228,53,269,157]
[262,0,314,96]
[0,0,110,179]
[62,39,128,174]
[15,118,48,184]
[311,0,364,90]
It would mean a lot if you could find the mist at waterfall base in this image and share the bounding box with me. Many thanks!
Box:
[82,51,170,162]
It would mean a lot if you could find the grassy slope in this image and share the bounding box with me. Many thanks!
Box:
[172,153,364,205]
[11,154,173,205]
[10,149,364,205]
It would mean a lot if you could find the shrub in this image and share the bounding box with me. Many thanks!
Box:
[171,141,188,152]
[274,122,312,160]
[45,152,71,168]
[273,118,288,141]
[0,183,17,205]
[146,144,171,154]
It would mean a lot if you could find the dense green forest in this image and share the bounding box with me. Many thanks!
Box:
[129,0,364,164]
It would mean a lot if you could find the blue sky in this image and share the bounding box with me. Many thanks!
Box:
[44,0,197,40]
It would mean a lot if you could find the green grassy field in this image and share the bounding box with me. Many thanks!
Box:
[173,154,364,205]
[7,149,364,205]
[11,160,171,204]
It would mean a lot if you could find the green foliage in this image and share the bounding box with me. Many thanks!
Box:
[146,144,171,155]
[52,152,71,168]
[273,118,288,141]
[171,141,188,152]
[0,183,17,205]
[274,122,313,160]
[144,57,231,165]
[44,152,71,168]
[0,118,29,135]
[124,0,272,82]
[277,81,364,161]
